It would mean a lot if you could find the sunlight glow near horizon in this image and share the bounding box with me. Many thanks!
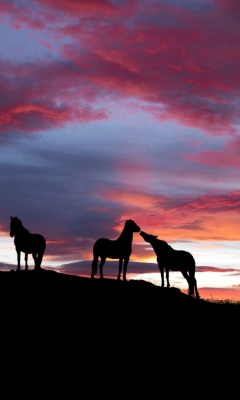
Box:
[130,271,240,301]
[131,271,240,291]
[2,230,240,301]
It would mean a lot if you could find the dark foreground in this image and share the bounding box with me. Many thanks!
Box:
[0,268,238,393]
[0,268,238,332]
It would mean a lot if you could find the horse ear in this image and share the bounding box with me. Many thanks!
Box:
[155,235,158,238]
[10,216,12,220]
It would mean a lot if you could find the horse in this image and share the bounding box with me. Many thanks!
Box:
[91,219,141,281]
[10,216,46,271]
[140,230,200,298]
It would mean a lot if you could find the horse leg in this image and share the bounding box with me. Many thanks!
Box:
[157,258,164,287]
[32,252,37,269]
[181,270,192,295]
[91,255,98,278]
[166,268,170,288]
[37,252,43,269]
[123,258,129,281]
[117,259,123,280]
[24,252,28,271]
[193,275,200,299]
[16,250,21,271]
[99,257,105,279]
[33,252,41,270]
[187,272,200,297]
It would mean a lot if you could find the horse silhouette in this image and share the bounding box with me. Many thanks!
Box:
[140,230,200,298]
[91,219,141,281]
[10,216,46,271]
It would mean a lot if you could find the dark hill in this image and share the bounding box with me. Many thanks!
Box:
[0,268,238,392]
[0,268,237,330]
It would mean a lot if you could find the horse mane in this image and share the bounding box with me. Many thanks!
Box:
[11,216,30,235]
[154,238,173,252]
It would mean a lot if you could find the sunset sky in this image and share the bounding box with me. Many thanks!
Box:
[1,0,240,301]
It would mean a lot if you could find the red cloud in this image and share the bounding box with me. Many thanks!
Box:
[0,60,109,133]
[0,102,108,133]
[0,0,136,31]
[1,1,240,134]
[36,0,121,15]
[169,191,240,214]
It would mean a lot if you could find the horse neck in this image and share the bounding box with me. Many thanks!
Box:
[117,226,133,243]
[154,240,170,252]
[15,224,30,236]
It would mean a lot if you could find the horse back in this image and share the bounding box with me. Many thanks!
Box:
[93,237,132,259]
[158,249,195,270]
[32,233,46,250]
[175,249,195,266]
[15,233,46,254]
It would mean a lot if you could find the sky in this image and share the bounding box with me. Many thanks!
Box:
[1,0,240,301]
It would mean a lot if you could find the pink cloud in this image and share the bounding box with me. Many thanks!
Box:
[1,1,240,134]
[184,139,240,168]
[40,41,52,50]
[36,0,122,16]
[0,101,107,133]
[0,59,109,133]
[0,0,134,30]
[172,191,240,214]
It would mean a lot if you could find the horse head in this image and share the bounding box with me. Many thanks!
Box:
[126,219,141,233]
[10,216,22,237]
[140,231,158,244]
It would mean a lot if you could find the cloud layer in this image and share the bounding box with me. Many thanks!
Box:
[1,0,240,300]
[1,0,240,135]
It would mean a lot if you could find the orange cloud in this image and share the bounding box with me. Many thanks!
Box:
[94,187,240,241]
[199,287,240,302]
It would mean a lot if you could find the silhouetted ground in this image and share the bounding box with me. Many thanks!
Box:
[0,268,238,393]
[0,268,238,332]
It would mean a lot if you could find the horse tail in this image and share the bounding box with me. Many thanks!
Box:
[189,256,199,297]
[192,262,200,299]
[37,237,46,269]
[189,278,195,296]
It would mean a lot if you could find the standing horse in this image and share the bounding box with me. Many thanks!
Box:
[10,216,46,271]
[140,230,199,298]
[91,219,141,281]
